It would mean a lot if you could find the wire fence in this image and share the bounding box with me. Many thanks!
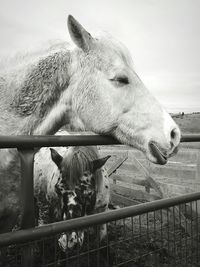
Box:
[0,193,200,266]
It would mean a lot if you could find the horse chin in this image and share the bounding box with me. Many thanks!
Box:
[113,126,170,165]
[148,142,168,165]
[58,231,84,252]
[58,232,77,252]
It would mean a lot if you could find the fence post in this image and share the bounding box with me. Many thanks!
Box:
[196,150,200,186]
[18,149,35,267]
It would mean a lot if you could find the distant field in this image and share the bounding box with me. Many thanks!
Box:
[172,112,200,149]
[172,112,200,134]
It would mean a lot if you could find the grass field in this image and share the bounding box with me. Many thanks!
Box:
[172,112,200,149]
[172,112,200,134]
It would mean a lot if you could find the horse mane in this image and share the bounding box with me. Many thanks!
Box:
[62,146,101,188]
[0,40,71,72]
[0,40,74,135]
[10,50,70,117]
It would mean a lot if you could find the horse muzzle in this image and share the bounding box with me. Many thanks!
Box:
[149,141,179,165]
[58,231,84,252]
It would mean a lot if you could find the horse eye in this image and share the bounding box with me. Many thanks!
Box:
[110,76,129,85]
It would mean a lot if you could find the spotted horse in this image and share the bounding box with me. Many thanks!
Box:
[34,145,111,251]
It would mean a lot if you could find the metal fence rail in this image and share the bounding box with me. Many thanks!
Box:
[0,134,200,266]
[0,192,200,248]
[0,195,200,266]
[0,134,199,149]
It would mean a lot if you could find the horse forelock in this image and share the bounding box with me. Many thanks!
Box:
[87,32,134,68]
[0,40,71,72]
[70,31,133,72]
[61,146,98,187]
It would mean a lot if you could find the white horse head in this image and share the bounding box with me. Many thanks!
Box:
[65,15,181,165]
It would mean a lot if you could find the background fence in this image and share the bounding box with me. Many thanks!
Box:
[99,143,200,206]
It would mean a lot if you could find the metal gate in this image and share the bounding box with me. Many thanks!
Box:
[0,134,200,266]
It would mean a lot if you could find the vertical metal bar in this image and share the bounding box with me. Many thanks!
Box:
[114,220,118,266]
[190,202,193,265]
[146,212,149,240]
[87,228,90,267]
[172,206,176,265]
[160,209,163,267]
[97,225,100,267]
[106,222,109,266]
[123,218,126,239]
[153,211,157,266]
[196,150,200,180]
[139,215,142,267]
[18,149,35,229]
[42,239,45,265]
[18,148,35,267]
[77,230,80,267]
[54,235,57,265]
[195,200,199,265]
[131,216,134,238]
[167,208,170,267]
[184,203,188,266]
[66,233,70,266]
[178,204,182,267]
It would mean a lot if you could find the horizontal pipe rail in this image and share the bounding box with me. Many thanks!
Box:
[0,134,199,149]
[180,134,200,142]
[0,191,200,247]
[0,135,119,149]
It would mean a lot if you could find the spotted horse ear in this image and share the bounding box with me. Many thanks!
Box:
[92,155,111,172]
[50,148,63,168]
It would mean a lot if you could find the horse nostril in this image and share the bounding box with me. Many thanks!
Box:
[170,128,176,140]
[170,128,179,143]
[169,127,180,152]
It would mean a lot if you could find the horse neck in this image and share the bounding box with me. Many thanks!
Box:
[0,47,78,136]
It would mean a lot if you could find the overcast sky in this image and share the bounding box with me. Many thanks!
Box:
[0,0,199,113]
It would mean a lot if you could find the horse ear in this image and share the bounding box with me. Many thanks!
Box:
[92,155,111,172]
[67,15,94,52]
[50,148,63,168]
